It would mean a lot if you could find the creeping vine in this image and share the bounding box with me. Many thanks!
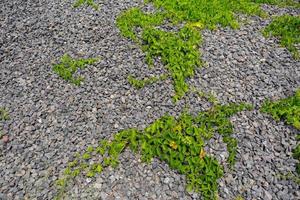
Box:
[56,103,252,200]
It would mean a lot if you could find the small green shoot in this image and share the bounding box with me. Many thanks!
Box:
[73,0,99,10]
[0,108,9,121]
[128,74,168,89]
[52,54,98,85]
[0,108,9,139]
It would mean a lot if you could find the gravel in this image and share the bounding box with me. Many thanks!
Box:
[0,0,299,199]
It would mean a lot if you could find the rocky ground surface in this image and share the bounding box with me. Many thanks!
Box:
[0,0,299,200]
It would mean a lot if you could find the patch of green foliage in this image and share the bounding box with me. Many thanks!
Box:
[52,54,98,86]
[278,171,300,184]
[261,89,300,175]
[252,0,300,7]
[142,27,202,100]
[0,108,9,121]
[263,15,300,59]
[116,1,272,101]
[0,108,9,138]
[261,89,300,129]
[117,0,300,101]
[56,103,252,200]
[144,0,266,29]
[73,0,99,10]
[235,195,245,200]
[191,86,219,105]
[128,74,168,89]
[117,8,165,42]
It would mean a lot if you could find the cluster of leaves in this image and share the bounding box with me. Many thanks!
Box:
[0,108,9,121]
[261,89,300,175]
[263,15,300,59]
[128,74,168,89]
[261,89,300,129]
[191,86,219,105]
[144,0,267,29]
[52,54,98,86]
[56,103,252,200]
[252,0,300,7]
[142,27,203,100]
[73,0,99,10]
[279,171,300,184]
[118,0,296,100]
[0,108,9,138]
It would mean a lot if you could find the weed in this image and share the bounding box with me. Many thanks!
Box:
[52,54,98,85]
[0,108,9,121]
[278,171,300,184]
[128,74,168,89]
[190,86,219,105]
[261,89,300,175]
[73,0,99,10]
[261,89,300,129]
[56,103,252,200]
[0,108,9,139]
[263,15,300,59]
[235,195,244,200]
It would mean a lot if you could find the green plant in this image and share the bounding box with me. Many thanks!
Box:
[73,0,99,10]
[117,0,299,101]
[56,103,252,200]
[263,15,300,59]
[117,1,273,101]
[190,86,219,105]
[235,195,244,200]
[261,89,300,129]
[252,0,300,7]
[52,54,98,85]
[278,171,300,184]
[0,108,9,139]
[261,89,300,175]
[0,108,9,121]
[128,74,168,89]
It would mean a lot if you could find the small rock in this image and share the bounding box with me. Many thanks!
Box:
[2,135,9,143]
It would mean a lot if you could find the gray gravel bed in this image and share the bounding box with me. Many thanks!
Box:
[0,0,299,200]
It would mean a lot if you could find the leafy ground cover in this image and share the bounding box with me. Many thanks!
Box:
[261,89,300,175]
[117,0,299,101]
[56,103,252,200]
[53,0,300,198]
[52,54,98,86]
[117,0,262,101]
[128,74,168,89]
[253,0,299,7]
[261,89,300,129]
[73,0,99,10]
[263,15,300,59]
[0,108,9,139]
[0,108,9,121]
